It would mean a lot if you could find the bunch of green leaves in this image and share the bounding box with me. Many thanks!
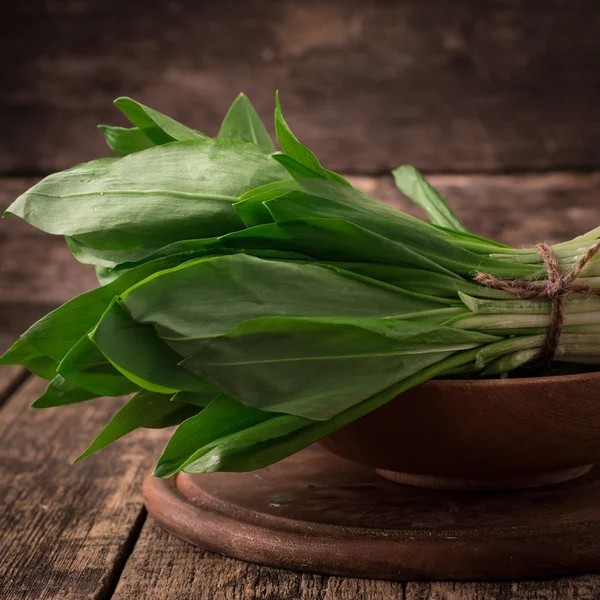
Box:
[2,91,600,477]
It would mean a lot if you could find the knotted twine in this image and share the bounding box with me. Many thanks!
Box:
[473,240,600,364]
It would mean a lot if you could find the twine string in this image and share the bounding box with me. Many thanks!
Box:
[473,240,600,363]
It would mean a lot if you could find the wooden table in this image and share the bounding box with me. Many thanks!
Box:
[2,174,600,599]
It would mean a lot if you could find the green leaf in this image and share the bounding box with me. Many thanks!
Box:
[392,165,468,233]
[118,254,446,359]
[6,139,287,251]
[91,299,219,394]
[172,391,217,407]
[98,125,156,156]
[114,97,205,143]
[58,333,139,396]
[218,93,274,150]
[221,217,461,279]
[154,394,304,477]
[274,91,350,186]
[0,337,58,380]
[182,316,497,420]
[32,375,98,408]
[271,153,329,181]
[75,390,200,462]
[233,179,300,227]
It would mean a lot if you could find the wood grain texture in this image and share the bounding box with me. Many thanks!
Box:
[0,366,27,407]
[143,447,600,581]
[0,377,167,600]
[406,579,600,600]
[3,0,600,174]
[113,519,405,600]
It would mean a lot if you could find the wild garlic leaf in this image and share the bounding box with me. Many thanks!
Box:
[98,125,156,156]
[91,299,219,394]
[182,317,496,420]
[180,410,308,475]
[6,139,287,251]
[233,179,300,227]
[274,91,350,185]
[117,254,445,359]
[114,97,205,143]
[392,165,468,233]
[58,333,139,396]
[153,394,296,477]
[0,337,58,380]
[218,93,274,150]
[75,390,200,462]
[32,375,98,408]
[221,217,461,279]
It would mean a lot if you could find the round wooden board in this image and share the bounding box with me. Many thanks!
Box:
[143,446,600,581]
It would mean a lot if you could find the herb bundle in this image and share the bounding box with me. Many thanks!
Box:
[2,93,600,476]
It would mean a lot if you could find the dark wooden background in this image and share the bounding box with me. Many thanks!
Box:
[2,1,600,598]
[3,0,600,175]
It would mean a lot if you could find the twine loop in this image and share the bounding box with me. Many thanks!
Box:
[473,241,600,363]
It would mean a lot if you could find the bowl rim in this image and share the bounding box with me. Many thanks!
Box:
[430,369,600,388]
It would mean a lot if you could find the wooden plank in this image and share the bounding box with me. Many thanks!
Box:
[3,1,600,174]
[0,366,27,407]
[405,578,600,599]
[0,377,167,600]
[113,519,405,600]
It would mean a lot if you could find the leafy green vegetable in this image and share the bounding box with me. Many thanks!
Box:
[3,91,600,478]
[6,139,286,251]
[98,125,156,156]
[32,375,99,408]
[218,93,274,150]
[393,165,468,232]
[75,390,200,461]
[114,97,206,143]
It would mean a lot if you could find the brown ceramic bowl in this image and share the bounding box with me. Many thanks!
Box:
[320,371,600,490]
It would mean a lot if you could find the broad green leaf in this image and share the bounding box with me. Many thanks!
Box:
[392,165,468,233]
[91,299,219,394]
[221,217,461,278]
[222,214,539,281]
[233,179,300,227]
[0,338,58,380]
[6,139,287,251]
[271,153,328,180]
[118,254,447,358]
[274,91,350,186]
[32,375,98,408]
[58,333,139,396]
[114,97,205,143]
[153,394,303,477]
[98,125,156,156]
[172,391,218,407]
[182,316,497,420]
[75,390,200,461]
[264,179,532,278]
[329,263,513,300]
[218,93,274,150]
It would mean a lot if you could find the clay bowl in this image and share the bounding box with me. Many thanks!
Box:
[320,371,600,490]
